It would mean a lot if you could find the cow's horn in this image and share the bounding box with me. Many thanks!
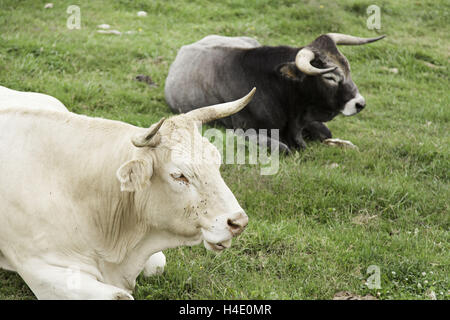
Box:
[326,33,385,45]
[186,88,256,123]
[295,48,336,76]
[132,117,166,148]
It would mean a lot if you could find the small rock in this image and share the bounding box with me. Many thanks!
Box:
[97,24,111,30]
[422,61,445,69]
[389,68,399,74]
[327,162,339,169]
[426,291,437,300]
[381,66,399,74]
[44,3,53,9]
[137,11,148,17]
[97,30,122,35]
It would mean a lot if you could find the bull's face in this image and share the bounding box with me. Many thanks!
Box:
[280,33,384,121]
[116,89,255,252]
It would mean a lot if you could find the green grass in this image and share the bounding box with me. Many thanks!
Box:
[0,0,448,300]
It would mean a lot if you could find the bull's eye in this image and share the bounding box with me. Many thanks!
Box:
[323,75,337,83]
[171,173,189,184]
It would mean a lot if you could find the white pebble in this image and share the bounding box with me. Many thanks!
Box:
[137,11,147,17]
[97,24,111,30]
[97,30,122,35]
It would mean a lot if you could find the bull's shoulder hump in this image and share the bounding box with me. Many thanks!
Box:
[184,35,261,50]
[0,107,136,131]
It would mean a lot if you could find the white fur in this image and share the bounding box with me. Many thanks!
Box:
[143,252,166,276]
[0,252,15,272]
[0,85,68,112]
[0,106,248,299]
[341,92,365,116]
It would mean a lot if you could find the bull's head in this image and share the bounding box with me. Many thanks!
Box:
[116,89,256,252]
[280,33,384,121]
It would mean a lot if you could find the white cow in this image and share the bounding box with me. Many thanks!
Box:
[0,88,255,299]
[0,85,168,276]
[0,85,68,112]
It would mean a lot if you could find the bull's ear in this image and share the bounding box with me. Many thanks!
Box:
[277,62,302,81]
[116,159,153,192]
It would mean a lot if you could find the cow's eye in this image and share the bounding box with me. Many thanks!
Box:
[171,173,189,184]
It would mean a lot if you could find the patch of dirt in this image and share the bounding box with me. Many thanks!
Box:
[333,291,377,300]
[351,214,378,225]
[422,61,445,69]
[135,74,158,88]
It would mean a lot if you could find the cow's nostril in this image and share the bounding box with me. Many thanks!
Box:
[227,214,248,235]
[356,102,365,111]
[227,218,242,230]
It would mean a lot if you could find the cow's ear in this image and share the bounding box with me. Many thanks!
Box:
[116,159,153,192]
[277,62,302,81]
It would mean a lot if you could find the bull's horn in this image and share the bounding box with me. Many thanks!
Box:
[132,117,166,148]
[186,88,256,123]
[326,33,385,45]
[295,48,337,76]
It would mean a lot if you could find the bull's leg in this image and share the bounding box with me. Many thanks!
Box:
[238,130,291,154]
[302,121,332,142]
[293,130,307,149]
[143,251,166,277]
[17,259,133,300]
[287,116,308,149]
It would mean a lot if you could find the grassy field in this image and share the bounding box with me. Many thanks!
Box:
[0,0,448,300]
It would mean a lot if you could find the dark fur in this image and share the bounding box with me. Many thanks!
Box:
[167,35,363,150]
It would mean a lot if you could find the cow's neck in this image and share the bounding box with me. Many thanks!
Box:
[100,228,202,292]
[94,190,148,262]
[65,123,153,267]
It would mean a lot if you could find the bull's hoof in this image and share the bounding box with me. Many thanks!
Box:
[277,141,292,154]
[113,291,134,300]
[302,122,332,142]
[323,138,358,150]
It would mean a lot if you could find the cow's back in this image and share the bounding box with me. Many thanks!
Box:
[0,109,134,262]
[0,85,68,112]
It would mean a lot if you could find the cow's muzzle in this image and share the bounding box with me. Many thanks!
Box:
[202,211,248,252]
[204,239,232,252]
[227,212,248,236]
[341,93,366,116]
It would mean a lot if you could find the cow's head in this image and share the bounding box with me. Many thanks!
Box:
[116,89,256,252]
[279,33,384,121]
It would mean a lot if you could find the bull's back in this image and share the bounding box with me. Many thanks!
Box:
[165,35,261,114]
